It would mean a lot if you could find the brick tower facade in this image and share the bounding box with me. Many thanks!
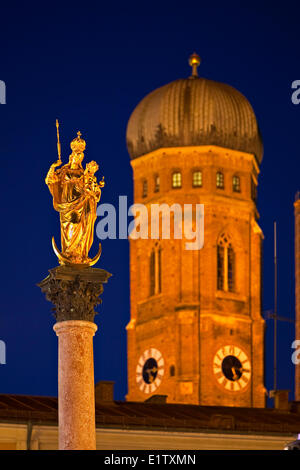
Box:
[126,55,266,407]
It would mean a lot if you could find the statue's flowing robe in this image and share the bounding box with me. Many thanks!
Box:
[48,164,98,262]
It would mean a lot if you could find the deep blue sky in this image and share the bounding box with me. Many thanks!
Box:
[0,1,299,403]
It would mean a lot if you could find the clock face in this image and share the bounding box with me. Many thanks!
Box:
[136,348,164,394]
[213,345,251,391]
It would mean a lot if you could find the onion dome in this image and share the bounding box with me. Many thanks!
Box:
[126,53,263,162]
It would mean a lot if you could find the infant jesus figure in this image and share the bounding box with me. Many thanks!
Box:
[84,160,105,202]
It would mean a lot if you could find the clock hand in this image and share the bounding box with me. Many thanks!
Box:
[231,367,238,380]
[145,367,158,383]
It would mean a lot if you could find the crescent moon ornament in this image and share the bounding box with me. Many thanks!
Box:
[88,244,102,266]
[52,236,102,267]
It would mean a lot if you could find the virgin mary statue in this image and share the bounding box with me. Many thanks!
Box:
[45,130,104,266]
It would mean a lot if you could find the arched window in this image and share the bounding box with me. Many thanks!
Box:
[149,245,162,296]
[150,250,155,296]
[193,170,202,187]
[142,179,148,198]
[170,365,175,377]
[232,175,240,192]
[251,177,257,202]
[172,171,182,189]
[228,245,235,291]
[216,171,224,189]
[154,174,160,193]
[217,233,235,292]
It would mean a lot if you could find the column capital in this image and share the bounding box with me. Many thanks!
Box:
[38,265,112,323]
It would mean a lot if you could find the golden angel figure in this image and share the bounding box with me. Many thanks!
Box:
[46,126,104,266]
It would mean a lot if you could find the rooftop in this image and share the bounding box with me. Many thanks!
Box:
[0,394,298,436]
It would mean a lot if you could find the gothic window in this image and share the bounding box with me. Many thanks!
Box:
[193,170,202,187]
[217,233,235,292]
[251,178,257,202]
[228,246,235,291]
[150,250,155,296]
[172,171,182,189]
[232,175,240,192]
[154,174,160,193]
[142,179,148,198]
[158,246,162,293]
[217,245,224,290]
[149,245,162,296]
[216,171,224,189]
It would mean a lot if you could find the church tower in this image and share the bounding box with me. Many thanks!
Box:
[126,54,266,407]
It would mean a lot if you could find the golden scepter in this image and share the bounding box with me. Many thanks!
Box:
[56,119,62,164]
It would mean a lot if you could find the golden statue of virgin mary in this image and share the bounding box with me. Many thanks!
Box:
[45,122,104,266]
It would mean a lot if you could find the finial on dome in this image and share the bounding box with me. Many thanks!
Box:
[189,52,201,78]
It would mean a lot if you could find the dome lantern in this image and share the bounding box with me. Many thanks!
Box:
[189,52,201,78]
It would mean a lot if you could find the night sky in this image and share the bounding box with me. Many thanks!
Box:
[0,2,299,404]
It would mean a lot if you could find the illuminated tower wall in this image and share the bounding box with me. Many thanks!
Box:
[126,57,266,407]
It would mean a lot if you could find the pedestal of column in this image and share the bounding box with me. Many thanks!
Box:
[38,265,111,450]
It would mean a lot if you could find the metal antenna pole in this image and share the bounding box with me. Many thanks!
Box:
[274,221,277,392]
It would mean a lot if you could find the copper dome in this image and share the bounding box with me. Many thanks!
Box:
[126,76,263,162]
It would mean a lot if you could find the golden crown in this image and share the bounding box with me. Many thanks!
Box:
[70,131,86,154]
